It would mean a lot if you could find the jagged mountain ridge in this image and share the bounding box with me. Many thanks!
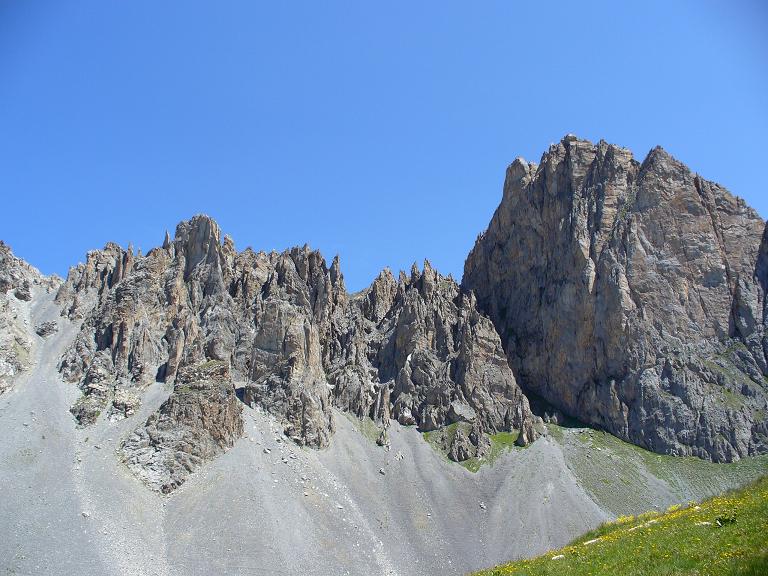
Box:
[3,137,768,576]
[53,214,536,489]
[464,134,768,463]
[4,133,766,485]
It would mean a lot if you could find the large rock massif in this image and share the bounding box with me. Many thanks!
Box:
[328,262,536,447]
[4,134,766,495]
[53,215,536,489]
[464,135,768,462]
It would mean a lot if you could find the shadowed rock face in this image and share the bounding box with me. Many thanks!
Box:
[463,135,768,462]
[120,360,244,493]
[57,215,536,467]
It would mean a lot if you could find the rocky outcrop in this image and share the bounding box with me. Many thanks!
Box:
[0,242,59,394]
[238,247,343,448]
[448,427,473,462]
[57,215,537,465]
[463,135,768,462]
[55,242,134,321]
[56,216,338,444]
[327,261,536,448]
[34,321,58,338]
[446,421,493,462]
[120,361,243,493]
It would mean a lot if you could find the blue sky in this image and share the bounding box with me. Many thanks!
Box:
[1,1,766,291]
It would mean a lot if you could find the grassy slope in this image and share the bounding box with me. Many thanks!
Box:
[343,412,383,443]
[550,425,768,516]
[474,476,768,576]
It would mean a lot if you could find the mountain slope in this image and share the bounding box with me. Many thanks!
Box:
[0,241,60,395]
[2,135,768,575]
[474,475,768,576]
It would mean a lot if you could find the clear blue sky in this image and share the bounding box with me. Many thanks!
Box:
[2,1,766,291]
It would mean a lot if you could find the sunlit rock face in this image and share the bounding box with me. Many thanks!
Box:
[120,360,244,494]
[464,135,768,462]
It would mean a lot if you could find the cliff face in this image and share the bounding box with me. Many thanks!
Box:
[55,216,345,448]
[463,135,768,462]
[55,215,536,489]
[328,261,536,448]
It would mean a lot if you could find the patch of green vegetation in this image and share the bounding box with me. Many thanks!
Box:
[460,458,483,472]
[474,476,768,576]
[11,338,30,370]
[703,356,752,409]
[343,412,382,443]
[423,422,463,456]
[545,423,565,443]
[722,340,749,357]
[722,387,747,410]
[619,436,768,493]
[573,428,591,444]
[423,423,521,472]
[491,431,520,448]
[460,431,521,472]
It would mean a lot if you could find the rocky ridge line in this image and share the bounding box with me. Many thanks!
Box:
[54,215,537,489]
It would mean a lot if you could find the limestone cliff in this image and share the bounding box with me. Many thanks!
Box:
[463,135,768,462]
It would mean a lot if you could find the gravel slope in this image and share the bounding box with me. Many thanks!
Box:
[2,290,766,576]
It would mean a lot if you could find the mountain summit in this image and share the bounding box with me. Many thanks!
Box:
[464,135,768,462]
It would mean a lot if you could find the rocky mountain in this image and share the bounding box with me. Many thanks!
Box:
[4,133,765,497]
[464,134,768,462]
[2,135,768,576]
[325,261,536,448]
[53,215,536,490]
[0,242,59,394]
